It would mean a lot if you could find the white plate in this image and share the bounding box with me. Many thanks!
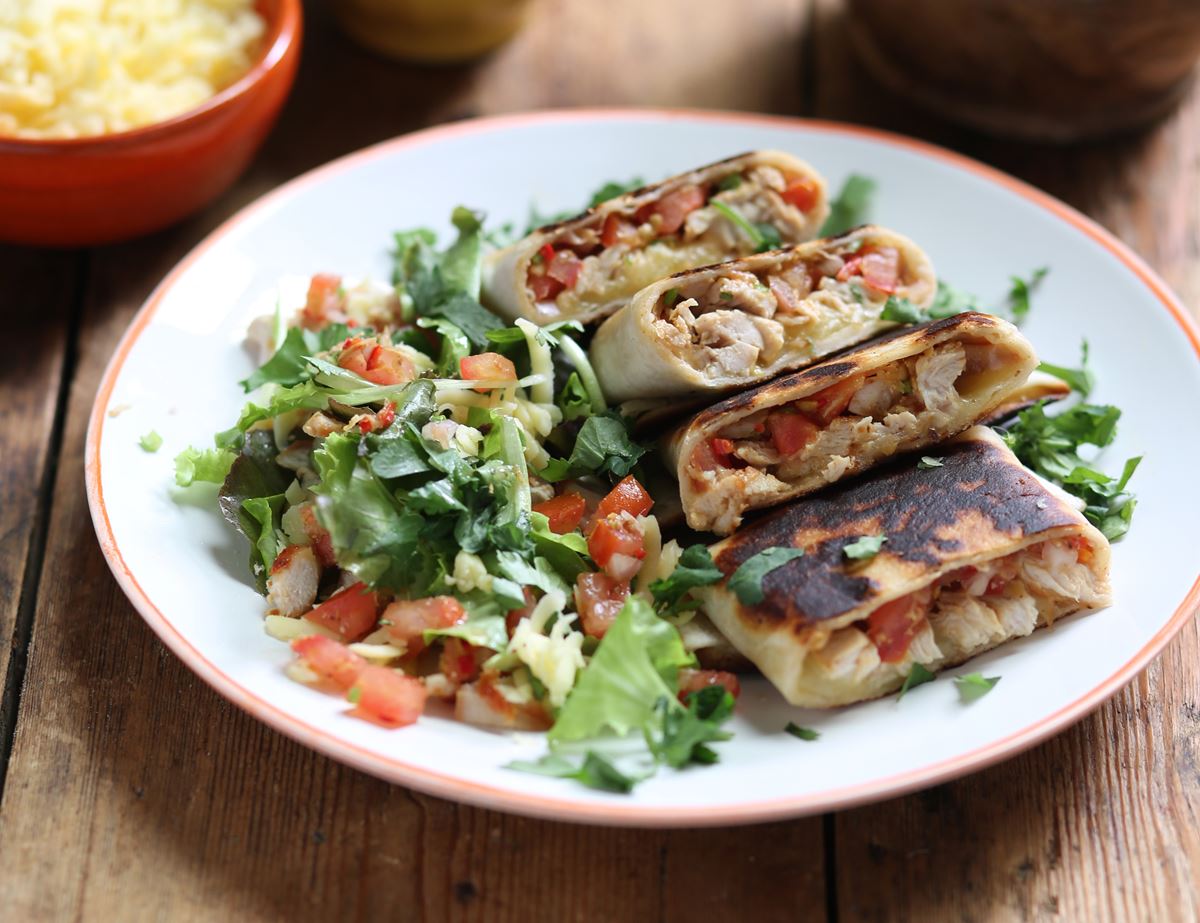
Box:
[87,110,1200,826]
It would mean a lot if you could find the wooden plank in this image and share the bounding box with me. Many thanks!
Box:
[0,1,828,920]
[0,247,78,766]
[809,3,1200,919]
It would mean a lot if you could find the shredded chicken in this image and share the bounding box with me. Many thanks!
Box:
[705,271,778,317]
[266,545,320,618]
[914,342,966,415]
[694,311,766,375]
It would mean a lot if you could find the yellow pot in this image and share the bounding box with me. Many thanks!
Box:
[329,0,533,63]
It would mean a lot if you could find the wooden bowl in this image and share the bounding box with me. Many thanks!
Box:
[846,0,1200,142]
[0,0,302,247]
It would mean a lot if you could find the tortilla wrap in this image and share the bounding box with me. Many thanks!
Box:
[666,312,1038,535]
[696,426,1112,707]
[481,151,828,326]
[591,225,937,402]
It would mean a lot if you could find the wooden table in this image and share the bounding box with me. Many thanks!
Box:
[2,2,1197,919]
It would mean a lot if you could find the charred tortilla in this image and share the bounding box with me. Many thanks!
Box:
[695,426,1112,708]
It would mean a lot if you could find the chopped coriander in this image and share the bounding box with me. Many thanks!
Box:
[588,177,644,208]
[843,534,887,562]
[663,287,681,308]
[918,456,944,469]
[649,544,723,614]
[929,279,981,318]
[710,201,765,250]
[820,174,877,237]
[139,430,163,453]
[754,222,783,253]
[897,663,936,699]
[1038,340,1095,397]
[728,547,805,605]
[719,290,734,301]
[954,673,1000,702]
[880,295,926,324]
[716,173,743,192]
[651,686,735,768]
[346,686,363,704]
[784,722,820,741]
[1006,267,1048,324]
[507,751,643,794]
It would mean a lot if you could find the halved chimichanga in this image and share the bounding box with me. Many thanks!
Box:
[481,151,829,326]
[695,426,1112,708]
[666,312,1037,535]
[590,225,937,402]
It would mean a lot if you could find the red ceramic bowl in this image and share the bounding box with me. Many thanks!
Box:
[0,0,302,247]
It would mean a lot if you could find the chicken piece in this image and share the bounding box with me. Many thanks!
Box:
[987,591,1039,638]
[752,316,785,365]
[695,310,764,375]
[914,342,966,415]
[809,626,882,683]
[1021,542,1106,607]
[704,270,778,317]
[929,592,1007,657]
[266,545,320,618]
[848,378,896,418]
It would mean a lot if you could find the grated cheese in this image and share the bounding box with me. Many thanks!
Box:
[0,0,265,139]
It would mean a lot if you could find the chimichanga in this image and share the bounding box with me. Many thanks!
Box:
[590,225,937,402]
[666,312,1038,535]
[481,151,829,326]
[696,426,1112,708]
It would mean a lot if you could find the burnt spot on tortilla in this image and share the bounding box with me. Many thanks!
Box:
[712,430,1083,628]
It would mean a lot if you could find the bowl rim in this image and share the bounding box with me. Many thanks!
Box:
[0,0,302,154]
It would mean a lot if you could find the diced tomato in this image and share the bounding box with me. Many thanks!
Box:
[505,587,538,638]
[538,242,556,264]
[836,254,863,283]
[1067,535,1095,565]
[304,582,381,642]
[546,249,583,288]
[865,592,932,663]
[298,506,336,569]
[529,273,564,301]
[348,666,427,727]
[384,596,468,652]
[781,177,820,213]
[860,246,900,294]
[803,375,863,425]
[587,514,645,571]
[439,637,483,685]
[339,338,414,386]
[708,436,744,469]
[338,337,371,374]
[633,183,706,234]
[678,668,742,701]
[596,475,654,520]
[291,635,366,691]
[460,352,517,391]
[300,273,344,330]
[376,402,396,429]
[945,565,978,587]
[766,411,820,456]
[601,213,634,248]
[574,572,630,639]
[986,575,1010,595]
[533,492,588,534]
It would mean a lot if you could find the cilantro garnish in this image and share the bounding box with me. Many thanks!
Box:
[897,664,936,699]
[649,544,723,615]
[954,673,1000,702]
[650,686,736,768]
[843,534,887,562]
[507,752,644,794]
[1006,267,1048,324]
[784,722,820,741]
[1038,340,1095,397]
[728,547,806,606]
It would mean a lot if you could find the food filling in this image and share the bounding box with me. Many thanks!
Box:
[525,165,822,317]
[655,236,912,378]
[803,536,1105,683]
[687,339,1015,533]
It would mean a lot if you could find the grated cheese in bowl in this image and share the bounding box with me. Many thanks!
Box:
[0,0,266,140]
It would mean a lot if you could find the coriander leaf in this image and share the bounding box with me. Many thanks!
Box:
[174,446,236,487]
[404,477,466,514]
[417,316,470,375]
[820,174,876,237]
[954,673,1000,703]
[649,686,735,769]
[240,322,353,392]
[649,544,723,613]
[549,595,693,744]
[918,456,944,469]
[710,201,764,250]
[728,547,806,606]
[531,512,591,581]
[507,751,644,794]
[424,291,503,349]
[754,222,782,253]
[543,412,647,481]
[880,295,927,324]
[929,279,981,318]
[588,177,644,207]
[557,371,591,423]
[897,663,936,699]
[716,174,742,192]
[139,430,163,453]
[493,550,571,596]
[1005,267,1048,324]
[1038,340,1094,397]
[843,534,887,562]
[427,592,511,651]
[784,722,820,741]
[442,206,484,300]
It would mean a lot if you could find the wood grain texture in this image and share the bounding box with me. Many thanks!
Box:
[810,3,1200,921]
[0,2,828,921]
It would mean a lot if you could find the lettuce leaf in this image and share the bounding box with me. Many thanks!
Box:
[174,446,236,487]
[549,596,693,744]
[240,323,353,392]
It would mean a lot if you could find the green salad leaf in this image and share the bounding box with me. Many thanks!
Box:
[1038,340,1095,397]
[174,446,236,487]
[241,323,354,392]
[649,685,735,768]
[820,174,876,236]
[507,751,645,794]
[649,544,723,614]
[139,430,163,453]
[539,412,648,482]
